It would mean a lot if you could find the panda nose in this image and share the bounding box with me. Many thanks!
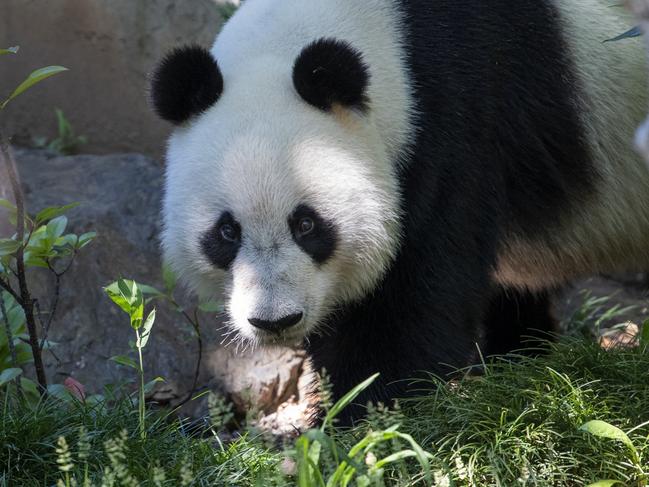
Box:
[248,312,303,332]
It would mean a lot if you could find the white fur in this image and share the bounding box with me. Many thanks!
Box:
[162,0,413,345]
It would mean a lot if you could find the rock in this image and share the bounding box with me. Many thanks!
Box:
[599,322,641,350]
[208,347,309,415]
[0,0,234,158]
[6,147,307,420]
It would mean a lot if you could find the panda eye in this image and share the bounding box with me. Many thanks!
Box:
[219,223,239,242]
[297,217,315,237]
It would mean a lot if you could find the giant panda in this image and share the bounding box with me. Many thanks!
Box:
[150,0,649,423]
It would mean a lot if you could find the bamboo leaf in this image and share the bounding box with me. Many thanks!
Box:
[2,65,68,109]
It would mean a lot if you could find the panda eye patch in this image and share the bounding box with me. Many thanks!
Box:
[289,205,337,264]
[200,211,242,269]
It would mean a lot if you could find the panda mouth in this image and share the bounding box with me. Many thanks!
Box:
[253,322,308,346]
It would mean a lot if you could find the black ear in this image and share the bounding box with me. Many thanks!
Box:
[150,45,223,124]
[292,38,370,112]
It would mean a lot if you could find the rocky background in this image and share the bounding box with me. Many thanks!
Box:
[1,1,648,430]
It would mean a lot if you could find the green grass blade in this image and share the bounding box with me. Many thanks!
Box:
[322,373,379,430]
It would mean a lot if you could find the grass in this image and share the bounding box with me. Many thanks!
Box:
[1,338,648,485]
[405,338,649,485]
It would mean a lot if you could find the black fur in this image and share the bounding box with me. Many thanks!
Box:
[151,45,223,124]
[289,204,338,264]
[483,288,558,356]
[306,1,595,425]
[292,38,370,112]
[200,211,241,270]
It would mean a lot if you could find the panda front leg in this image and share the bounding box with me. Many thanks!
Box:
[482,286,558,356]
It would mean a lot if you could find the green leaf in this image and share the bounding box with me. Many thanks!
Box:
[0,199,16,211]
[0,239,21,256]
[110,355,138,370]
[137,308,156,348]
[105,279,144,328]
[105,282,132,314]
[143,376,165,394]
[46,216,67,240]
[0,367,22,387]
[76,231,96,249]
[0,46,19,55]
[587,481,625,487]
[322,373,380,430]
[580,420,635,451]
[35,203,79,225]
[1,65,68,109]
[23,252,48,268]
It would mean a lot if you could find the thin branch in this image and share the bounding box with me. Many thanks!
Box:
[0,132,48,393]
[38,253,75,351]
[0,276,21,305]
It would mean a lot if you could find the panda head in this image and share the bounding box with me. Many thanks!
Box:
[151,39,401,346]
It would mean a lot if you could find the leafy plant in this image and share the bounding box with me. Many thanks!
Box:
[133,264,220,406]
[294,373,434,486]
[0,45,70,394]
[35,108,87,155]
[105,279,159,440]
[580,419,648,486]
[0,200,96,394]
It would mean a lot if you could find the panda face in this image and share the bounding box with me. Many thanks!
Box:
[157,41,402,346]
[163,111,401,346]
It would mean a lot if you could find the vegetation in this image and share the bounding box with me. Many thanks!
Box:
[0,335,647,486]
[32,108,87,155]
